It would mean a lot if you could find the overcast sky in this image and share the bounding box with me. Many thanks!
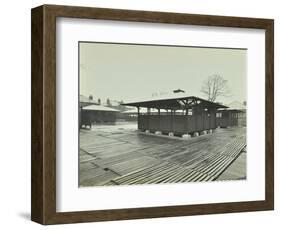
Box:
[79,42,246,105]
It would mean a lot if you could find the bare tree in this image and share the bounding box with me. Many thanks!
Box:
[201,74,231,102]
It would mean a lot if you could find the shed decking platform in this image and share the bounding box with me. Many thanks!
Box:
[79,125,246,186]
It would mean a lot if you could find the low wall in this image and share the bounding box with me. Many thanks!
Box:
[138,114,216,135]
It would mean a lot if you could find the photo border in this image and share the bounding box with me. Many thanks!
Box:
[31,4,274,225]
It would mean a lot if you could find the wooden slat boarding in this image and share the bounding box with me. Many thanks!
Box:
[79,126,246,186]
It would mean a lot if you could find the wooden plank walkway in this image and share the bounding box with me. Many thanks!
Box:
[79,125,246,187]
[217,148,247,180]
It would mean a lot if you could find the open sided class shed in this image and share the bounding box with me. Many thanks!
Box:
[81,104,119,126]
[122,95,227,136]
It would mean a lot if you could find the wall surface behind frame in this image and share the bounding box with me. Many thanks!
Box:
[0,0,279,229]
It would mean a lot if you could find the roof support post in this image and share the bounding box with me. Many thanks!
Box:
[137,107,140,130]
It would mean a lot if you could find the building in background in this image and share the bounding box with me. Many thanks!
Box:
[81,105,119,129]
[79,95,98,128]
[80,95,120,129]
[216,101,246,128]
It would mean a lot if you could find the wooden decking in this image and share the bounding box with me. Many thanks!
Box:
[79,124,246,187]
[217,148,246,180]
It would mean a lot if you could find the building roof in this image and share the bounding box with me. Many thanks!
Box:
[122,94,227,110]
[226,101,246,110]
[83,104,119,112]
[80,95,99,107]
[218,101,246,112]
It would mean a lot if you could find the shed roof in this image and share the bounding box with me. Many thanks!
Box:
[218,108,244,112]
[83,104,119,112]
[122,95,227,110]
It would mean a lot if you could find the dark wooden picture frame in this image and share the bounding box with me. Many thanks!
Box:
[31,4,274,225]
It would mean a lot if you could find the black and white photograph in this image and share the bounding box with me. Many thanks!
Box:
[79,42,247,187]
[27,2,274,225]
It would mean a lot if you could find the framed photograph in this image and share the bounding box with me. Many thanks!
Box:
[31,4,274,225]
